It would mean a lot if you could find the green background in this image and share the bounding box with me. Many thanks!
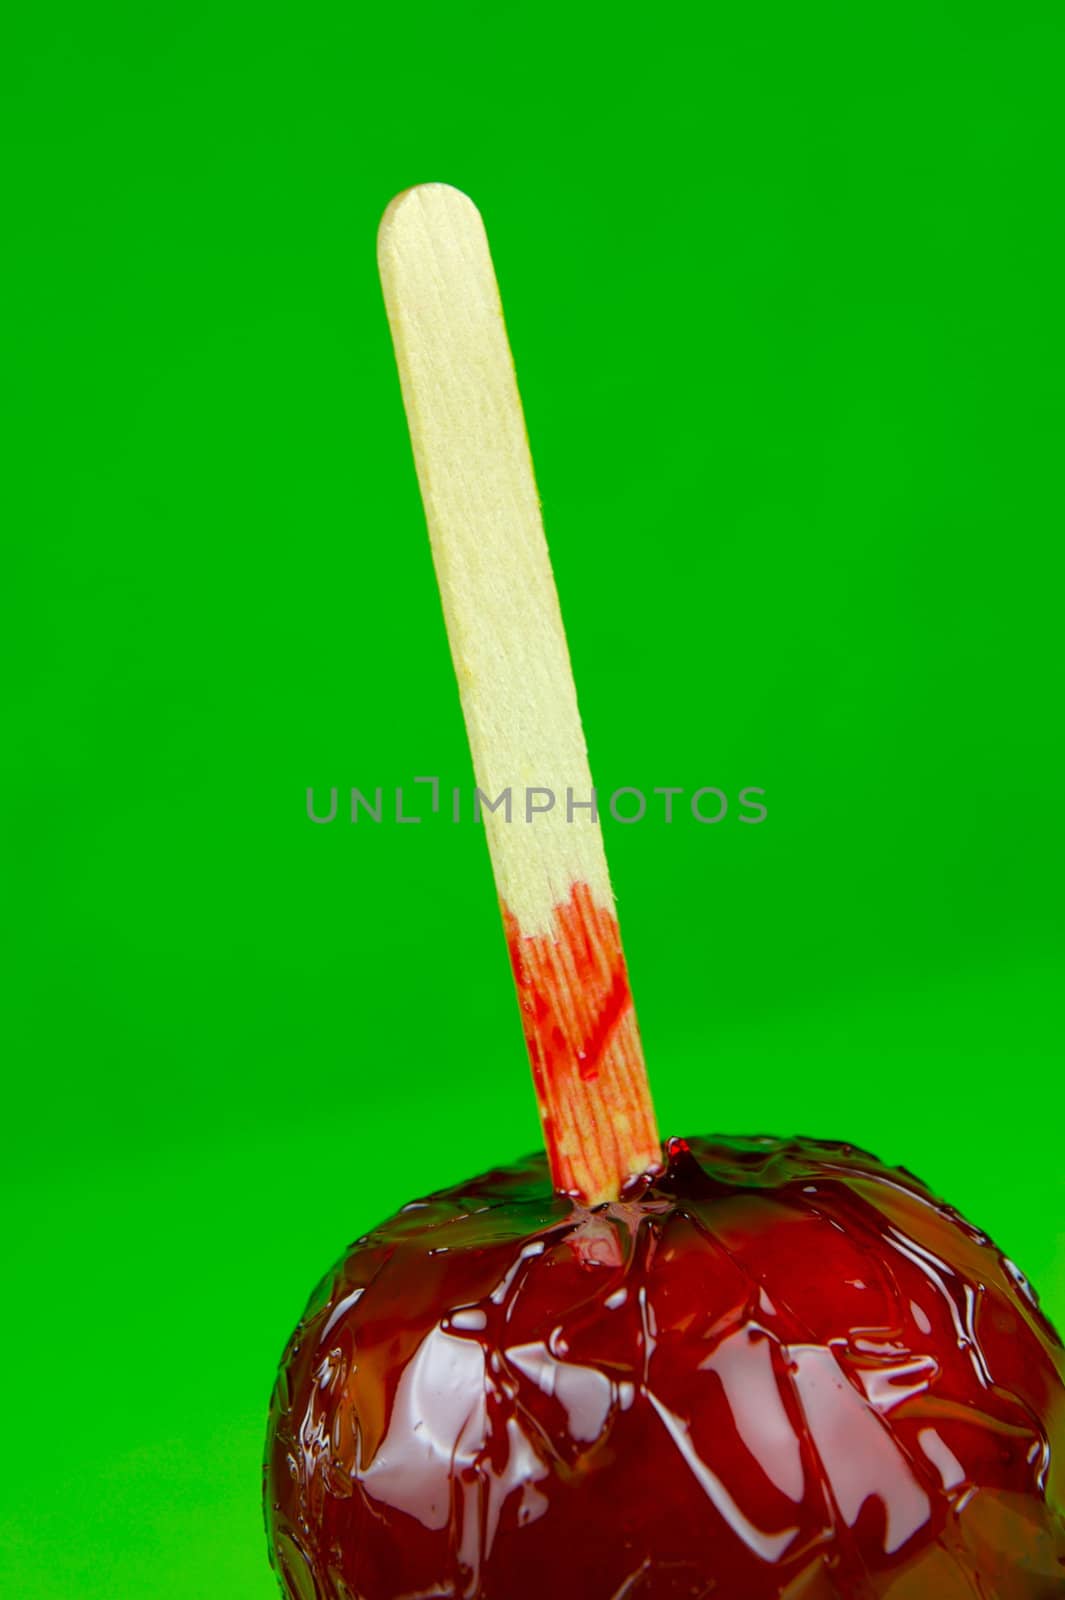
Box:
[3,4,1063,1595]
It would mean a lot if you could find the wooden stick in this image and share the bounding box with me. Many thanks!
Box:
[378,184,660,1203]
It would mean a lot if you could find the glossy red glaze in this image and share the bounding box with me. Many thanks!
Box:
[264,1136,1065,1598]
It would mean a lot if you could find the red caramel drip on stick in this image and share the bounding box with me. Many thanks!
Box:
[378,184,660,1201]
[503,883,659,1200]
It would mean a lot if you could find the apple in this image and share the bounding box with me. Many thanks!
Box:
[264,1135,1065,1598]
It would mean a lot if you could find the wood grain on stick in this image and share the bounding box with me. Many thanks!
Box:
[378,184,659,1202]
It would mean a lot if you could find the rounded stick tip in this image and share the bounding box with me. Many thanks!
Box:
[378,183,484,261]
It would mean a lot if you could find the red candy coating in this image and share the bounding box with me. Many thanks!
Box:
[264,1136,1065,1598]
[502,882,660,1202]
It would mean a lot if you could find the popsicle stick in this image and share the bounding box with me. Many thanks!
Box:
[378,184,660,1203]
